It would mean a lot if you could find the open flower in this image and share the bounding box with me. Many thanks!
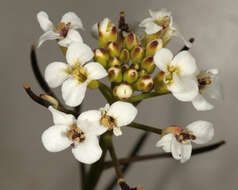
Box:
[154,48,199,101]
[156,120,214,163]
[37,11,84,47]
[139,9,191,47]
[42,106,105,164]
[192,69,223,111]
[77,101,138,136]
[45,42,108,107]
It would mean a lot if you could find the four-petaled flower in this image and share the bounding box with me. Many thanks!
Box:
[78,101,138,136]
[192,69,223,111]
[37,11,84,47]
[156,120,214,163]
[154,48,199,102]
[139,9,191,47]
[42,106,106,164]
[45,42,108,107]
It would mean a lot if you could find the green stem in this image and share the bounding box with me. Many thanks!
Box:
[99,82,115,104]
[127,91,170,103]
[128,122,162,135]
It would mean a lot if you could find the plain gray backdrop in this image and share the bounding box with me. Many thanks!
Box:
[1,0,237,189]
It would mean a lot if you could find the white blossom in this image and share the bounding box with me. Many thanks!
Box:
[139,9,191,47]
[44,42,108,107]
[154,48,199,101]
[37,11,84,47]
[156,120,214,163]
[42,106,105,164]
[78,101,138,136]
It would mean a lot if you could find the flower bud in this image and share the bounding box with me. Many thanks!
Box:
[98,18,117,48]
[130,63,140,70]
[131,46,144,64]
[121,63,130,72]
[135,76,154,92]
[107,42,120,57]
[108,57,122,67]
[108,66,122,83]
[94,48,109,68]
[88,80,100,89]
[153,71,169,94]
[162,126,182,136]
[138,69,148,77]
[141,56,156,74]
[146,39,163,57]
[124,32,138,50]
[123,68,139,84]
[119,49,130,64]
[113,83,133,100]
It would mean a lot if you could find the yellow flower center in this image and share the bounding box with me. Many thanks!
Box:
[198,76,212,90]
[55,22,71,37]
[164,65,180,86]
[100,114,117,130]
[154,16,170,29]
[65,63,88,83]
[67,124,85,144]
[175,130,196,144]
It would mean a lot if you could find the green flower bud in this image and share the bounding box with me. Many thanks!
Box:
[135,75,154,92]
[107,42,120,57]
[98,18,117,48]
[138,69,148,77]
[108,66,122,83]
[94,48,109,68]
[146,39,163,57]
[153,71,169,94]
[108,57,122,67]
[141,56,156,74]
[119,49,130,64]
[124,32,138,50]
[88,80,100,89]
[123,68,139,84]
[130,63,140,70]
[131,46,144,64]
[113,83,133,100]
[121,63,130,72]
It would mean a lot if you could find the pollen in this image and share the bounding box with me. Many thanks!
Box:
[175,130,196,144]
[100,115,117,130]
[65,63,88,83]
[67,124,85,143]
[55,22,71,38]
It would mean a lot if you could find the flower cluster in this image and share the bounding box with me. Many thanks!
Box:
[32,9,223,166]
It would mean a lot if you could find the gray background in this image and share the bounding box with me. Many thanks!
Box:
[1,0,237,189]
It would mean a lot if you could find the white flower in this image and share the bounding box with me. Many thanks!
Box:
[113,83,133,100]
[42,106,105,164]
[156,120,214,163]
[154,48,199,101]
[78,101,138,136]
[37,11,84,47]
[44,42,108,107]
[192,69,223,111]
[139,9,191,47]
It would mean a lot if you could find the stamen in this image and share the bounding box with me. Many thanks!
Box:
[198,76,212,90]
[67,125,85,143]
[100,115,117,130]
[175,130,196,144]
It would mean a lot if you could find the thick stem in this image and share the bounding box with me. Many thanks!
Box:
[99,82,115,104]
[128,91,170,103]
[128,122,162,135]
[104,140,226,169]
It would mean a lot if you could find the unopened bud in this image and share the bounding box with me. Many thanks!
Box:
[123,68,139,84]
[124,32,138,50]
[107,42,120,57]
[162,126,182,136]
[121,63,130,72]
[138,69,148,77]
[120,49,130,64]
[94,48,109,68]
[131,46,144,64]
[88,80,100,89]
[146,39,163,57]
[108,57,122,67]
[141,56,156,74]
[40,94,59,107]
[98,18,117,48]
[135,76,154,92]
[108,66,122,83]
[130,63,140,70]
[113,83,133,100]
[153,71,169,94]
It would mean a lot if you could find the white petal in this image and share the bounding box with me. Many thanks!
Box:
[38,31,60,47]
[145,22,162,35]
[91,23,98,39]
[41,125,71,152]
[66,42,94,65]
[167,73,185,93]
[149,9,171,19]
[192,94,214,111]
[72,135,102,164]
[61,12,84,29]
[172,77,199,102]
[37,11,54,32]
[61,78,87,107]
[154,48,173,72]
[180,143,192,163]
[48,106,75,125]
[77,110,107,136]
[44,62,69,88]
[139,17,154,27]
[156,133,173,152]
[171,51,197,76]
[113,127,122,136]
[186,120,214,144]
[58,29,83,47]
[85,62,108,81]
[171,137,182,160]
[107,101,137,127]
[99,18,109,33]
